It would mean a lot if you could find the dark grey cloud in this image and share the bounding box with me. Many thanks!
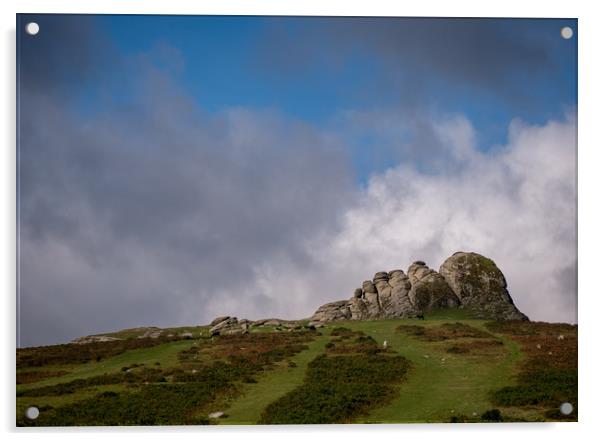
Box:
[18,14,114,94]
[256,17,574,170]
[258,17,555,95]
[19,89,353,346]
[17,17,353,346]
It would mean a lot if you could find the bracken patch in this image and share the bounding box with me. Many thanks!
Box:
[397,322,495,341]
[486,321,577,420]
[17,370,69,384]
[17,336,184,368]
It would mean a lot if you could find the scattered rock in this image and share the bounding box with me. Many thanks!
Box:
[136,327,163,339]
[71,335,122,345]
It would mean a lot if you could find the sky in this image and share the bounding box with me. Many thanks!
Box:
[17,14,577,347]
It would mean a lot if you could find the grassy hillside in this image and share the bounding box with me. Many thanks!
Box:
[16,311,577,426]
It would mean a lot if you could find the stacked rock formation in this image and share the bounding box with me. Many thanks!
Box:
[310,251,528,325]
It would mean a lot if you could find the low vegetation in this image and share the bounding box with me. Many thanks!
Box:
[21,383,228,426]
[486,321,577,420]
[259,328,411,424]
[17,336,184,368]
[18,329,317,426]
[445,339,504,355]
[396,322,496,341]
[18,367,166,397]
[17,370,69,385]
[16,317,577,425]
[450,408,505,423]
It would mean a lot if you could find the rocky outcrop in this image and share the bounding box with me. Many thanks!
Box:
[375,270,418,318]
[310,251,528,324]
[71,335,122,344]
[209,316,242,336]
[407,261,460,311]
[310,300,351,322]
[210,316,232,327]
[439,252,528,321]
[207,316,312,335]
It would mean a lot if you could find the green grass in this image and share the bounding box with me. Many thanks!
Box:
[17,312,576,425]
[17,339,196,392]
[16,340,198,422]
[16,384,130,422]
[218,333,331,424]
[19,382,228,426]
[334,317,522,423]
[257,329,411,424]
[17,329,319,426]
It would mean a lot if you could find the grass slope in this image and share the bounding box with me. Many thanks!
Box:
[258,328,411,424]
[16,340,196,421]
[16,310,576,425]
[338,313,522,422]
[17,340,194,391]
[218,333,331,424]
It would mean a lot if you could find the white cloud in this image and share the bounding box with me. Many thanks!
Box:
[248,113,577,324]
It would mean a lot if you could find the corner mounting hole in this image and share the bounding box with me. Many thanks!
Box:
[25,406,39,420]
[25,22,39,36]
[559,402,573,415]
[561,26,573,40]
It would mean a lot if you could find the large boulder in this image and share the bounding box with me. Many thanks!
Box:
[310,300,351,323]
[407,261,460,312]
[209,315,231,326]
[362,280,377,294]
[439,252,528,321]
[209,317,239,336]
[373,271,392,306]
[348,297,370,320]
